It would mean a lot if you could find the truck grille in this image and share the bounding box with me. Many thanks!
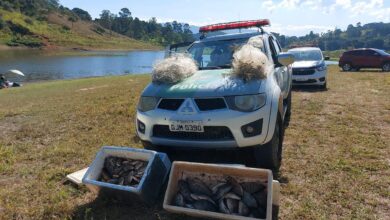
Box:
[152,125,234,141]
[158,99,184,111]
[195,98,226,111]
[157,98,227,111]
[293,68,316,75]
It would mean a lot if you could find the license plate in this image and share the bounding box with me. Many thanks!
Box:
[169,120,204,132]
[295,78,308,81]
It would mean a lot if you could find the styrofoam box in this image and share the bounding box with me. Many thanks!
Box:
[163,161,273,220]
[82,146,171,205]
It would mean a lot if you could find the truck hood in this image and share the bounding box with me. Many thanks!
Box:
[292,60,323,68]
[142,69,263,98]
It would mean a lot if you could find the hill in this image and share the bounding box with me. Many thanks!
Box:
[273,22,390,51]
[0,2,159,50]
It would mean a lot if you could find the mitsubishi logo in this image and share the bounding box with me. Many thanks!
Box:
[179,99,196,115]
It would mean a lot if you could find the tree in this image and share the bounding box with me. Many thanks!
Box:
[68,15,78,28]
[72,8,92,21]
[98,10,115,35]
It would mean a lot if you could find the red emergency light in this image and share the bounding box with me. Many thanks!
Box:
[199,19,270,33]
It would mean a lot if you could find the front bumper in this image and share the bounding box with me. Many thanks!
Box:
[136,102,272,149]
[292,69,327,85]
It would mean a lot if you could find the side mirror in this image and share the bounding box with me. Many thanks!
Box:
[277,53,295,66]
[324,56,330,60]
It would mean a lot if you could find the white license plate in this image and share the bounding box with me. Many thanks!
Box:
[169,120,204,132]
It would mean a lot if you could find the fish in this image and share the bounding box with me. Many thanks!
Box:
[241,181,265,194]
[238,201,250,216]
[187,178,212,196]
[178,180,194,202]
[226,198,239,213]
[242,191,258,208]
[227,177,244,196]
[190,193,216,205]
[213,183,233,201]
[223,192,241,200]
[253,190,267,207]
[174,193,185,207]
[193,200,217,212]
[211,182,226,195]
[219,199,230,214]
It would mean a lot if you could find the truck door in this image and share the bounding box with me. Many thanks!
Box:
[269,36,288,99]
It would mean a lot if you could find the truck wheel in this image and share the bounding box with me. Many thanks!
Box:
[383,63,390,72]
[254,115,283,172]
[284,91,292,127]
[142,141,159,151]
[342,63,352,72]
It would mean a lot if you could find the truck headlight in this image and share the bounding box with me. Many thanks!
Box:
[138,96,160,112]
[316,64,327,71]
[225,94,266,112]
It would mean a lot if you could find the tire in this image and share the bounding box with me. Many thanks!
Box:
[320,81,327,90]
[342,63,352,72]
[284,91,292,127]
[254,115,283,172]
[382,63,390,72]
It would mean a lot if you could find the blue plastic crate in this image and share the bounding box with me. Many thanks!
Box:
[82,146,171,205]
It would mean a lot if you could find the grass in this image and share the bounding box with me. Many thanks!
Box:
[0,9,160,50]
[0,66,389,219]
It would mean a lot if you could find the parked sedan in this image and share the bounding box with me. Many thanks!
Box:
[339,48,390,72]
[288,47,329,89]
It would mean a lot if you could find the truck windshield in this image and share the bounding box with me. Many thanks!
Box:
[187,38,250,70]
[289,50,323,61]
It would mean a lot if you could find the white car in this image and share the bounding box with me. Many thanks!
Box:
[288,47,329,89]
[136,20,295,171]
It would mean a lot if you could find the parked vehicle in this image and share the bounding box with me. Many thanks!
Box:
[339,48,390,72]
[136,20,295,171]
[288,47,329,89]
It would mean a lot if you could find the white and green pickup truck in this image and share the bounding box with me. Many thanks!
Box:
[136,20,294,171]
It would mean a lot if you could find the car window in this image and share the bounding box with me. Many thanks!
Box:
[289,50,323,61]
[188,38,250,70]
[268,37,279,64]
[361,50,376,56]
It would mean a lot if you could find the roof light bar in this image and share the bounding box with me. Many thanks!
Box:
[199,19,270,33]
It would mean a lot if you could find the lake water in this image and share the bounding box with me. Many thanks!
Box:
[0,49,338,82]
[0,50,165,82]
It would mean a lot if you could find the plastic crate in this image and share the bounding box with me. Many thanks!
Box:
[82,146,171,205]
[163,161,274,220]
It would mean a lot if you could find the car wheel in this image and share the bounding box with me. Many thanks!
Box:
[254,115,283,173]
[383,63,390,72]
[342,63,352,72]
[320,81,327,90]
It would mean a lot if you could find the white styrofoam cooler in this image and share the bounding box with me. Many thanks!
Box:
[82,146,171,205]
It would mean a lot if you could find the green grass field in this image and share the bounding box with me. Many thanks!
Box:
[0,66,389,219]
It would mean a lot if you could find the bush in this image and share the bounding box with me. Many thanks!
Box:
[93,25,105,35]
[7,21,32,35]
[0,17,5,30]
[24,18,33,25]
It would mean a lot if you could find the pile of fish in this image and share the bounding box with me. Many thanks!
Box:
[173,176,267,218]
[99,156,148,187]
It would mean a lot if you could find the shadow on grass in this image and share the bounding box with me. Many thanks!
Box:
[292,85,327,93]
[71,191,203,220]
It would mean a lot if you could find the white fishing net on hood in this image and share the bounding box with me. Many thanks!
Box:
[152,54,198,84]
[232,36,274,82]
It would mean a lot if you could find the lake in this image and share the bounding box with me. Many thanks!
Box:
[0,49,338,82]
[0,50,165,82]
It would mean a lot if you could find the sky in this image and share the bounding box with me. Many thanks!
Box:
[60,0,390,36]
